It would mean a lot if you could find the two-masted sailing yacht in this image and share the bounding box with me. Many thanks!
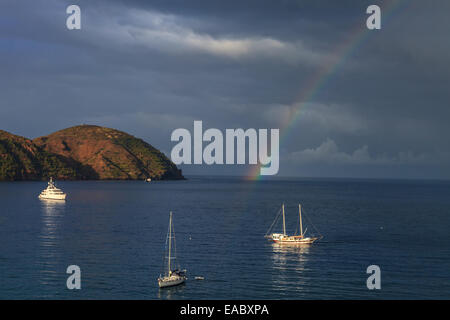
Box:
[158,212,187,288]
[265,203,321,244]
[38,177,67,200]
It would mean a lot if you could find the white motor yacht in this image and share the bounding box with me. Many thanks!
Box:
[38,177,67,200]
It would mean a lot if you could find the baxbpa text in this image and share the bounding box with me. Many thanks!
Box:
[225,304,269,315]
[171,121,279,175]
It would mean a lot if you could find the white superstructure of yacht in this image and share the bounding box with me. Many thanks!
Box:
[38,177,67,200]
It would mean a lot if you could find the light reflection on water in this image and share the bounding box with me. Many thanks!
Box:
[271,243,311,268]
[157,283,187,300]
[38,199,65,286]
[271,243,311,294]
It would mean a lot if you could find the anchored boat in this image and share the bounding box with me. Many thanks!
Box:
[38,177,67,200]
[158,212,187,288]
[265,203,322,244]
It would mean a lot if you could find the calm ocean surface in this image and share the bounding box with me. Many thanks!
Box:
[0,176,449,299]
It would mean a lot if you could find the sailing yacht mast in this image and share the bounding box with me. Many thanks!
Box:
[158,211,187,288]
[168,212,172,275]
[265,203,320,244]
[299,204,303,237]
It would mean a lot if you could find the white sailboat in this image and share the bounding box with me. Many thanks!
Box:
[38,177,67,200]
[265,203,321,244]
[158,212,187,288]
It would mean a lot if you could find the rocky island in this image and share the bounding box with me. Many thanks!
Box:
[0,125,184,181]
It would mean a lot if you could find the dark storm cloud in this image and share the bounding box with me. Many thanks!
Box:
[0,0,449,178]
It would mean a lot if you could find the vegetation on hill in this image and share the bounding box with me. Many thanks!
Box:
[0,130,90,181]
[0,126,184,181]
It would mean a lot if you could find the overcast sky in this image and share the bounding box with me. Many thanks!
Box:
[1,0,449,179]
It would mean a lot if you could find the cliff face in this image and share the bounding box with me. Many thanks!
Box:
[0,125,183,181]
[33,125,183,180]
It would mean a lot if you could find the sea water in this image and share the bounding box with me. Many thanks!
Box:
[0,176,449,299]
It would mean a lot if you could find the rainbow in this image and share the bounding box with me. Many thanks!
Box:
[246,0,410,180]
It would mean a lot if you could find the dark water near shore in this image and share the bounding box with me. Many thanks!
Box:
[1,176,449,299]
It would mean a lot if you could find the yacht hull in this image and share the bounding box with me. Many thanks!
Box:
[39,194,66,200]
[272,237,318,245]
[158,276,186,288]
